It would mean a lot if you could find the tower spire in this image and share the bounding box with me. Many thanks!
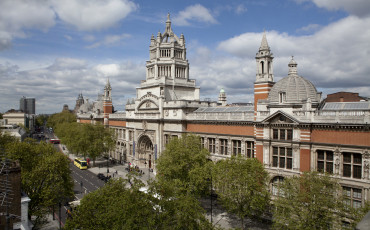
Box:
[259,30,270,51]
[165,13,171,33]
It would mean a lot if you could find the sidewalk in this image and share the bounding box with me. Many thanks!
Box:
[60,144,154,185]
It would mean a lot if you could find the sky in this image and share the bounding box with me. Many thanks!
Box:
[0,0,369,114]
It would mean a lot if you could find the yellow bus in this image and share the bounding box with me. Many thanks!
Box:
[74,158,88,170]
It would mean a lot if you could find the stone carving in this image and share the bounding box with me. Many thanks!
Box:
[364,160,369,180]
[165,110,169,116]
[146,101,151,108]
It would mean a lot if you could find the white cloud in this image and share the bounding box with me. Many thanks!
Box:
[0,0,56,50]
[52,0,137,31]
[296,24,322,33]
[189,15,370,101]
[173,4,217,26]
[312,0,370,17]
[0,58,144,113]
[86,33,131,49]
[294,0,370,17]
[235,4,247,15]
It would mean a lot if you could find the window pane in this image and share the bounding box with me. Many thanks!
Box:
[353,188,362,199]
[273,156,278,167]
[353,165,362,179]
[343,153,351,163]
[287,158,292,169]
[287,148,292,157]
[343,164,351,177]
[326,151,333,161]
[280,147,286,156]
[326,162,333,174]
[273,129,278,139]
[353,200,362,209]
[280,129,286,140]
[318,150,324,160]
[279,157,285,168]
[318,161,324,172]
[273,147,278,155]
[287,129,293,140]
[342,187,351,197]
[353,154,362,164]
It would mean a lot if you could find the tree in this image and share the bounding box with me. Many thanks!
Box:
[5,139,74,227]
[35,114,49,127]
[212,155,270,229]
[156,134,211,196]
[272,171,355,229]
[47,110,76,129]
[65,178,213,230]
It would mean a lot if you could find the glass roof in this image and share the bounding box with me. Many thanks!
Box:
[194,106,254,113]
[322,102,370,111]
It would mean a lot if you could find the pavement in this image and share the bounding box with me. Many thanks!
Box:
[42,143,270,230]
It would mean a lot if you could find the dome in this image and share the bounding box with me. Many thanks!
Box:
[268,58,320,104]
[220,88,225,93]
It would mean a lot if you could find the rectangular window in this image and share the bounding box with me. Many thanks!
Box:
[201,137,205,148]
[272,147,292,169]
[164,134,170,145]
[280,129,286,140]
[273,129,279,139]
[272,128,293,140]
[287,129,293,140]
[208,138,216,154]
[246,141,254,158]
[219,139,228,155]
[343,152,362,179]
[317,150,334,174]
[232,140,241,156]
[343,186,362,209]
[129,130,133,141]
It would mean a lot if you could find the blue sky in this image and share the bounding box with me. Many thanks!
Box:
[1,0,369,114]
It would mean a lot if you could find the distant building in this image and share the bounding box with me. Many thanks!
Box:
[19,97,35,115]
[3,111,35,134]
[325,92,368,103]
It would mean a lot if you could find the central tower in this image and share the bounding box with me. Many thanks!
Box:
[141,13,199,101]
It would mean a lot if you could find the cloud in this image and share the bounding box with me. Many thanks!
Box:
[235,4,248,15]
[0,58,144,113]
[173,4,217,26]
[52,0,137,31]
[86,33,131,49]
[294,0,370,17]
[296,24,322,33]
[0,0,56,50]
[188,15,370,102]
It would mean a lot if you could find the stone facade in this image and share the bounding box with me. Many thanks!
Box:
[77,14,370,209]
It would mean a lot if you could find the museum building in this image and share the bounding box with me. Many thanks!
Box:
[77,14,370,208]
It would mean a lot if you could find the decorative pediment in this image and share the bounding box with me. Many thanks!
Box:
[138,99,159,110]
[261,111,300,124]
[139,92,159,101]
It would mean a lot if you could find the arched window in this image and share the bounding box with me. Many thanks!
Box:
[261,61,265,74]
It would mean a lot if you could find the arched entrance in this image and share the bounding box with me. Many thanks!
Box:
[137,135,153,168]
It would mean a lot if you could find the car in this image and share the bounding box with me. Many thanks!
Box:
[97,173,105,180]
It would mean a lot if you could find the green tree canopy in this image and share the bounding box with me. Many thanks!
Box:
[5,139,74,227]
[47,110,76,129]
[35,114,49,127]
[156,134,211,196]
[55,122,116,166]
[212,155,270,229]
[65,178,213,230]
[272,171,369,229]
